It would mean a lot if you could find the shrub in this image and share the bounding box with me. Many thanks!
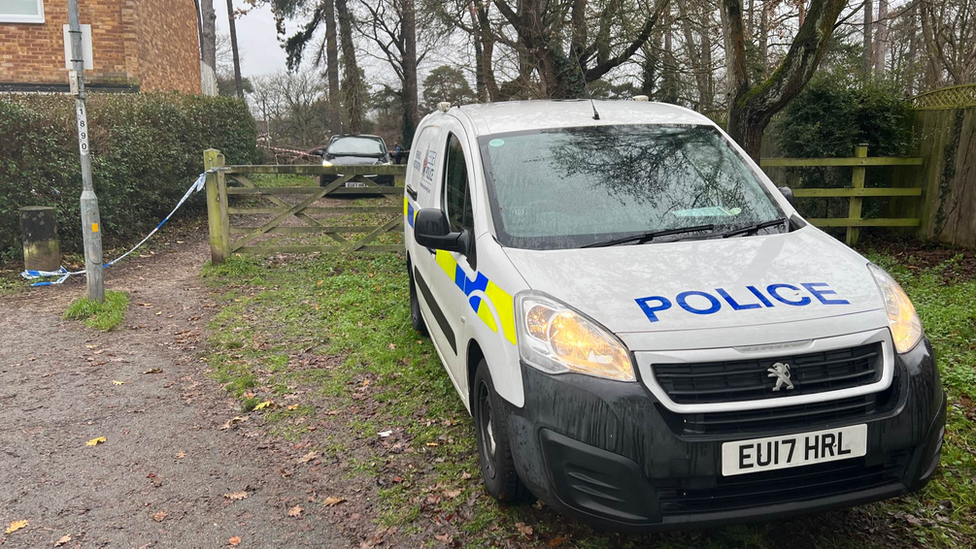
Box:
[0,93,257,258]
[772,77,914,221]
[776,76,914,158]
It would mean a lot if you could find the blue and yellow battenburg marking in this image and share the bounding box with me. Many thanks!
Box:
[404,197,417,228]
[404,197,516,345]
[434,250,517,345]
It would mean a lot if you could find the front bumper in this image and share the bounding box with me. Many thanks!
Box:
[504,339,946,531]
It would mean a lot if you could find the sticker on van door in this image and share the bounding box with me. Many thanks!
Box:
[419,148,437,193]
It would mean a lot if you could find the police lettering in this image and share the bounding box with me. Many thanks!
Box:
[635,282,850,323]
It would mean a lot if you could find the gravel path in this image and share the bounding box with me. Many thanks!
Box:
[0,237,352,548]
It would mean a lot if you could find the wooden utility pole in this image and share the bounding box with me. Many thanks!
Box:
[67,0,104,302]
[225,0,244,97]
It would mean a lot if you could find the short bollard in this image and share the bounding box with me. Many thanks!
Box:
[20,206,61,273]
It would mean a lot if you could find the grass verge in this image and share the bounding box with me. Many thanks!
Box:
[202,246,975,548]
[64,290,129,331]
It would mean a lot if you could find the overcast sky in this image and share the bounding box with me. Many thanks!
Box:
[215,1,289,78]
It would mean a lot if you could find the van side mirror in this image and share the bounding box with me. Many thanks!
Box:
[414,208,471,255]
[778,186,795,205]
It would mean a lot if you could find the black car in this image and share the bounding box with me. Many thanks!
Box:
[318,134,394,187]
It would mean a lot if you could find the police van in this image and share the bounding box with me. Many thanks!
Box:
[402,99,945,530]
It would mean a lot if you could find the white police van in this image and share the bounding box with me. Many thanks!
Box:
[402,99,945,530]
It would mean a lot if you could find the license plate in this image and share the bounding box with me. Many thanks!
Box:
[722,424,867,477]
[345,181,367,188]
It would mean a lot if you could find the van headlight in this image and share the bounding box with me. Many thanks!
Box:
[516,292,635,381]
[322,160,333,167]
[868,264,923,353]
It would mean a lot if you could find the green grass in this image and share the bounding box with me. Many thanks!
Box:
[202,247,976,548]
[64,290,129,331]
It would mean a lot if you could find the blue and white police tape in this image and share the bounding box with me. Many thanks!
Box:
[21,171,211,287]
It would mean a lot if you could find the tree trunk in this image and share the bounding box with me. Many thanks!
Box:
[401,0,418,145]
[722,0,848,160]
[906,4,918,95]
[677,0,710,110]
[873,0,888,77]
[336,0,363,133]
[758,1,769,78]
[475,2,499,100]
[200,0,217,70]
[862,0,873,79]
[225,0,244,98]
[323,0,341,133]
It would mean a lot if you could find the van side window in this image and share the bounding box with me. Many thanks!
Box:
[443,133,474,234]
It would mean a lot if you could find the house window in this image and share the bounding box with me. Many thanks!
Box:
[0,0,44,23]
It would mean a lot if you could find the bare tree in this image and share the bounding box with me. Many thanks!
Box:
[862,0,873,79]
[873,0,889,76]
[336,0,365,132]
[721,0,848,159]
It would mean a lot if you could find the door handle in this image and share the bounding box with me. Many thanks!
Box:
[406,186,418,200]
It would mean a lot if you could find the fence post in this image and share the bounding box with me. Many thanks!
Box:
[204,149,229,264]
[846,144,869,246]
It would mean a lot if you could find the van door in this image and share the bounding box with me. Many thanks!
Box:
[406,123,461,370]
[425,123,479,391]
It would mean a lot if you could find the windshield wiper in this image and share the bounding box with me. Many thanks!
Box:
[718,217,789,238]
[582,224,716,248]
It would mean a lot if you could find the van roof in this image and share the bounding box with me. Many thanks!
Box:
[446,99,715,136]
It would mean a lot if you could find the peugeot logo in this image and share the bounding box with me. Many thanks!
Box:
[767,362,795,391]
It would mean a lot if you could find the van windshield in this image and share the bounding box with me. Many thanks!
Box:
[479,125,784,250]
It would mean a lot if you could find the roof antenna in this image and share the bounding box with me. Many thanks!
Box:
[590,99,601,120]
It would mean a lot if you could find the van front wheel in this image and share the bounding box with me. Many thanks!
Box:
[473,360,531,503]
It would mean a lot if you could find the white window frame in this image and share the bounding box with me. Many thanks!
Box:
[0,0,45,24]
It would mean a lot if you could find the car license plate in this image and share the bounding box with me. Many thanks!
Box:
[722,424,867,477]
[345,181,367,188]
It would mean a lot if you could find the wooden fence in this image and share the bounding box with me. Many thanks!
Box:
[760,145,924,245]
[203,149,407,264]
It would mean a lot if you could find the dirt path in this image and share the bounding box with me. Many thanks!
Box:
[0,237,352,548]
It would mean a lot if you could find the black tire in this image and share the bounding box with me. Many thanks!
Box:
[473,359,532,503]
[376,175,395,186]
[408,265,428,337]
[319,174,337,187]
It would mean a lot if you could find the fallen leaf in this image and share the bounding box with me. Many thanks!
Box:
[288,505,303,517]
[221,416,248,430]
[229,536,242,546]
[112,380,125,386]
[176,451,186,459]
[299,451,319,464]
[142,368,162,374]
[55,534,72,546]
[254,400,273,410]
[444,488,462,499]
[86,437,106,447]
[323,496,347,507]
[461,471,472,480]
[287,404,300,411]
[515,522,534,536]
[151,510,168,522]
[224,491,248,501]
[548,536,567,547]
[5,520,28,534]
[434,532,452,544]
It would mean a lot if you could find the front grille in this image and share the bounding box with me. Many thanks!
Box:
[657,452,909,516]
[653,343,883,405]
[672,394,880,436]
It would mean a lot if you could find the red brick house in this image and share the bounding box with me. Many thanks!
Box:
[0,0,203,93]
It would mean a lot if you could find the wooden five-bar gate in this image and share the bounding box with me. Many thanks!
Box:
[203,144,924,261]
[203,149,408,264]
[760,144,924,245]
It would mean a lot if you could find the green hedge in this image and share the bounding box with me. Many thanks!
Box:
[0,93,257,259]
